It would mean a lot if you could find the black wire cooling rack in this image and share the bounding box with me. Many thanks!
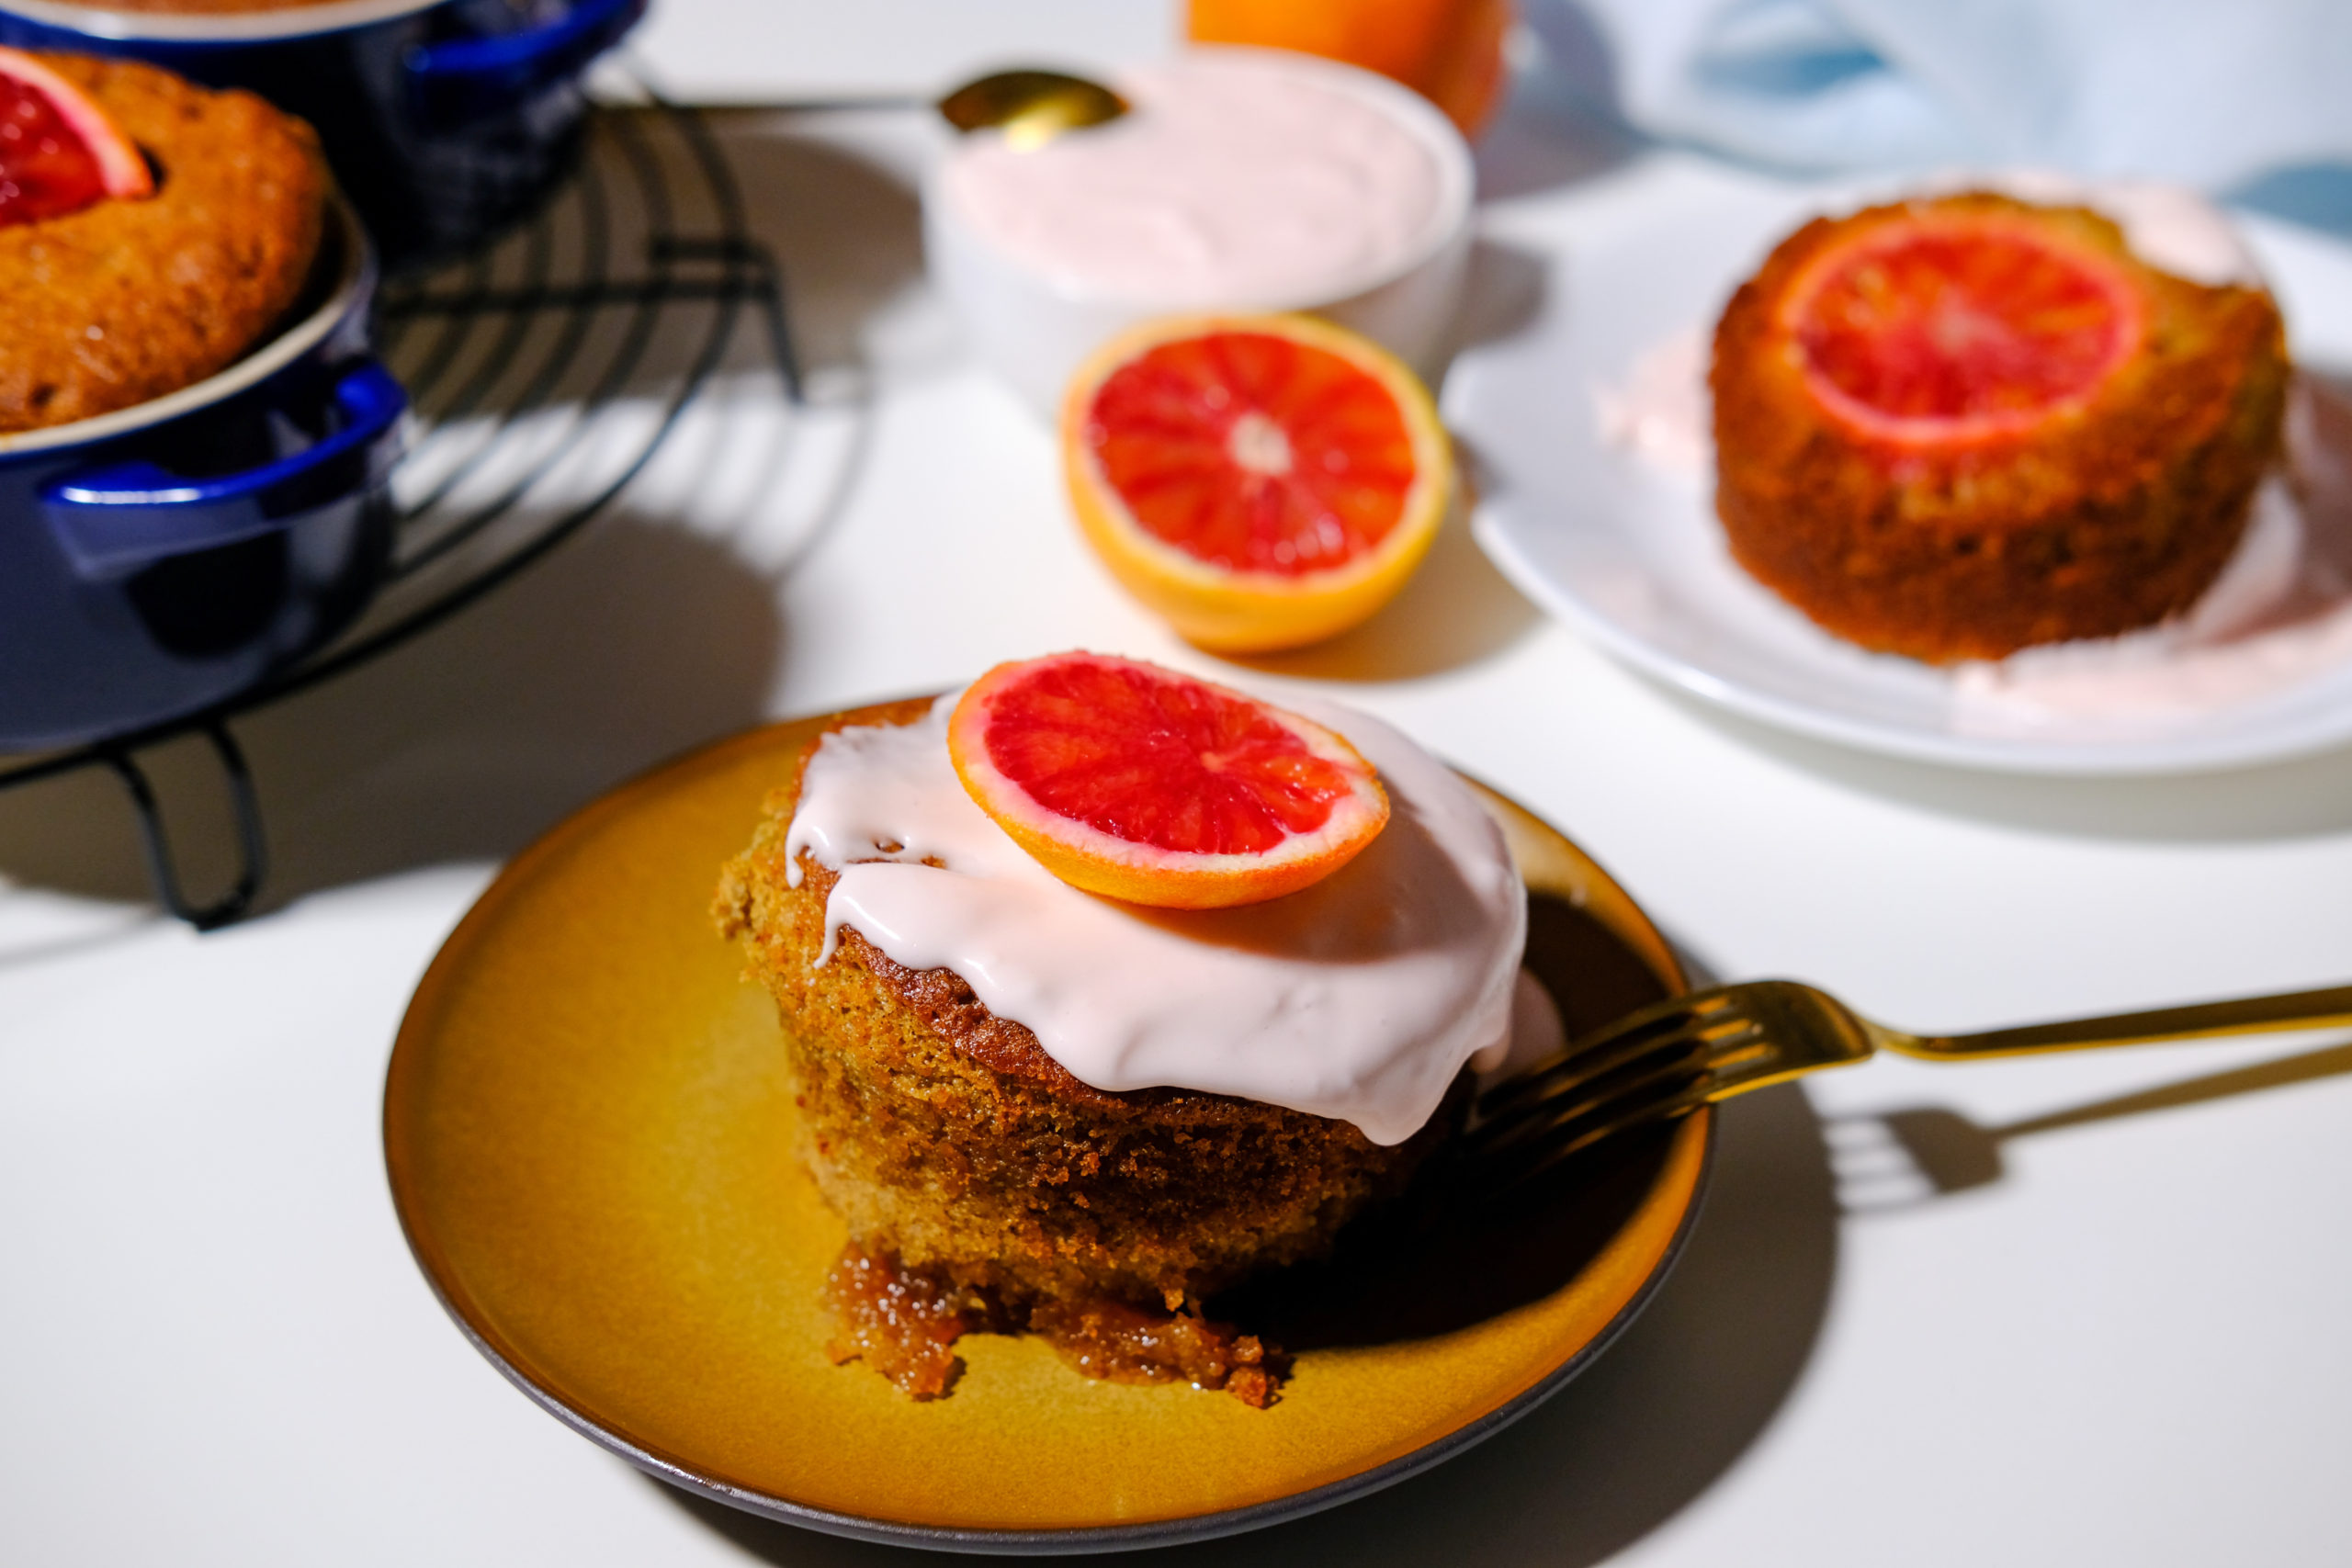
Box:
[0,95,802,929]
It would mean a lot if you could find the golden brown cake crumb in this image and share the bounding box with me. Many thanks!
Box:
[0,54,326,433]
[823,1243,1289,1404]
[715,703,1463,1402]
[1711,191,2289,662]
[822,1244,994,1400]
[1029,1296,1283,1406]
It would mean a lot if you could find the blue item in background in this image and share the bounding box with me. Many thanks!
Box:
[1525,0,2352,229]
[0,0,646,268]
[0,204,404,750]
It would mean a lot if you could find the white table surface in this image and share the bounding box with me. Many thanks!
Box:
[6,4,2352,1564]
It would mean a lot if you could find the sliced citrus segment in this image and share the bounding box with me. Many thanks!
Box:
[1062,312,1452,653]
[947,652,1390,909]
[1781,210,2143,448]
[0,48,153,229]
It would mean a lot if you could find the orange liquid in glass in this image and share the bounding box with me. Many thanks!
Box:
[1187,0,1513,137]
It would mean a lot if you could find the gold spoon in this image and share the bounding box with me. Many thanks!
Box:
[737,70,1131,151]
[935,70,1130,150]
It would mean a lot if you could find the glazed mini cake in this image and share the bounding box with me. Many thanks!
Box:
[716,671,1526,1402]
[1711,189,2289,662]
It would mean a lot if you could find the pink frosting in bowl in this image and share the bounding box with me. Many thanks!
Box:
[925,47,1475,416]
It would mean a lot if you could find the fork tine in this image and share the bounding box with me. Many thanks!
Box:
[1464,987,1781,1186]
[1476,1073,1718,1197]
[1502,1010,1765,1118]
[1474,984,1767,1137]
[1470,1020,1755,1161]
[1476,987,1745,1124]
[1464,979,1880,1197]
[1468,1034,1756,1178]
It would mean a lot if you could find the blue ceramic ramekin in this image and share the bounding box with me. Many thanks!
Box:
[0,0,645,266]
[0,198,406,751]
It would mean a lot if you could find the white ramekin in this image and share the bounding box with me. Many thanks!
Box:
[923,47,1476,418]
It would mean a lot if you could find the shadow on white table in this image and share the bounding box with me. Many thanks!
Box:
[1643,682,2352,844]
[0,118,930,926]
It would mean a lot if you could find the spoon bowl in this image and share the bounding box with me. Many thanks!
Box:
[936,69,1129,149]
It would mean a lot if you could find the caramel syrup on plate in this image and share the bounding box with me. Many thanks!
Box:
[825,1244,1280,1406]
[818,892,1678,1410]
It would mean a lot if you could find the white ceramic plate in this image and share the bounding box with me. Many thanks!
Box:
[1446,179,2352,774]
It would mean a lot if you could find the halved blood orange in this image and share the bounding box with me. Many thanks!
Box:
[1062,313,1453,653]
[0,48,153,228]
[946,652,1389,909]
[1780,209,2144,448]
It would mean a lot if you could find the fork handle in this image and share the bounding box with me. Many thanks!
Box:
[1887,984,2352,1059]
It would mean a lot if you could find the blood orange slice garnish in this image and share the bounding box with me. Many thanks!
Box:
[0,49,153,229]
[1782,210,2144,447]
[947,652,1390,909]
[1062,313,1452,653]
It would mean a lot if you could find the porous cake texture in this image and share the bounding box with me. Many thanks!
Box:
[1711,192,2289,661]
[714,705,1455,1316]
[2,54,325,433]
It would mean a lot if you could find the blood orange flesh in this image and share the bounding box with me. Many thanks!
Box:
[947,652,1389,908]
[1787,213,2143,446]
[1082,329,1421,578]
[1064,314,1452,654]
[0,49,153,229]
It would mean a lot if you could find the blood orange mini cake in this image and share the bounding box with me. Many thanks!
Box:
[714,653,1525,1404]
[0,49,326,433]
[1711,190,2290,661]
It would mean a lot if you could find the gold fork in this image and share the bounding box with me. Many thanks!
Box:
[1468,979,2352,1190]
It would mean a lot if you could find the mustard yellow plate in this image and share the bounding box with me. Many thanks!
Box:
[383,706,1713,1552]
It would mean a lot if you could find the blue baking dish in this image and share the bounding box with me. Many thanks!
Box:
[0,198,405,751]
[0,0,645,266]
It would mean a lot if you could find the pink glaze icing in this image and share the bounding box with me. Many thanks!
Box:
[1594,326,1711,475]
[782,691,1527,1145]
[1951,379,2352,732]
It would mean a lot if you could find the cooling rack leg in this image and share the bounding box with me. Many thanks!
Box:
[3,98,781,927]
[646,233,804,402]
[102,722,269,932]
[760,265,805,404]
